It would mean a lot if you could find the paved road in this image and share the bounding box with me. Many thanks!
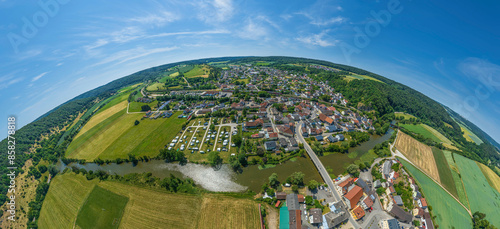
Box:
[297,121,361,229]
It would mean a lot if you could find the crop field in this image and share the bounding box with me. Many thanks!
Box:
[76,100,128,139]
[395,131,441,183]
[477,162,500,193]
[196,195,260,229]
[67,111,185,160]
[75,186,128,229]
[455,154,500,226]
[442,151,470,208]
[184,65,210,78]
[400,124,452,145]
[40,173,260,229]
[38,173,98,229]
[400,160,472,229]
[431,148,458,198]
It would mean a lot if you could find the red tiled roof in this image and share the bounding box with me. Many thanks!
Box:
[345,186,363,209]
[420,198,427,207]
[339,178,354,188]
[363,197,373,208]
[352,205,365,219]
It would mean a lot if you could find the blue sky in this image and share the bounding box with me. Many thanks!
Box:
[1,0,499,144]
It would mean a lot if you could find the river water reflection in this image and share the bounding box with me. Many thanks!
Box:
[57,129,392,193]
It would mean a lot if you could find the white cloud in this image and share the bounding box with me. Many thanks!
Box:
[458,57,500,92]
[0,71,24,90]
[90,46,179,68]
[309,16,345,26]
[148,29,230,39]
[237,19,268,40]
[129,11,179,27]
[32,72,48,82]
[197,0,234,23]
[296,30,337,47]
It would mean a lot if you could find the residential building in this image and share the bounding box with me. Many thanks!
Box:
[344,185,363,209]
[351,205,365,220]
[309,208,323,224]
[264,141,277,151]
[380,219,400,229]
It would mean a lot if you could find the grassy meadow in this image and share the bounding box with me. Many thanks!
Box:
[128,100,158,112]
[39,173,261,229]
[400,160,472,229]
[184,65,210,78]
[395,112,417,120]
[455,154,500,226]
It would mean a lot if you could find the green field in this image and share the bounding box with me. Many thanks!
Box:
[431,148,458,198]
[67,110,185,160]
[39,173,261,229]
[128,100,158,112]
[400,160,472,229]
[395,112,416,120]
[146,82,167,91]
[345,73,384,83]
[184,65,209,78]
[76,186,128,229]
[400,124,452,144]
[442,151,470,208]
[454,154,500,226]
[457,123,483,145]
[38,173,99,229]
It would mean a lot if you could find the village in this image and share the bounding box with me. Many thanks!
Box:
[135,63,434,229]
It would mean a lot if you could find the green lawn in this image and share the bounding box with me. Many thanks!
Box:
[76,186,128,229]
[455,154,500,226]
[432,148,459,199]
[400,124,452,144]
[442,151,470,208]
[400,160,472,229]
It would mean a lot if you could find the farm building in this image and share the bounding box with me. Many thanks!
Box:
[276,192,287,200]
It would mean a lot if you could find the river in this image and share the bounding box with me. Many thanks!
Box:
[57,129,393,193]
